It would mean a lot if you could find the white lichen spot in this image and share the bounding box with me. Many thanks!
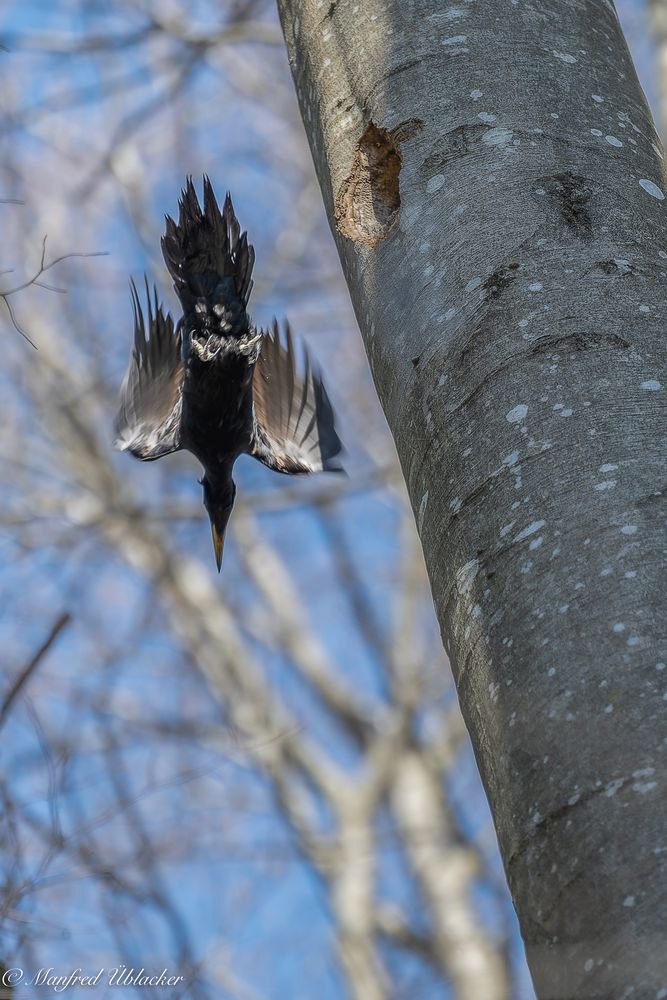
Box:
[418,490,429,530]
[584,959,595,972]
[514,520,545,542]
[593,480,617,491]
[623,896,636,907]
[560,408,573,417]
[449,496,462,513]
[553,51,577,63]
[456,558,479,595]
[470,88,483,100]
[632,781,657,794]
[621,524,638,535]
[426,174,445,194]
[465,276,482,292]
[627,635,641,647]
[590,129,603,137]
[600,463,618,473]
[500,522,515,538]
[444,306,457,321]
[592,94,604,103]
[503,450,520,467]
[639,178,665,200]
[559,604,570,614]
[482,127,514,147]
[478,111,497,124]
[613,623,625,633]
[605,777,625,797]
[506,404,528,424]
[641,379,662,391]
[605,135,623,147]
[463,446,472,457]
[529,282,543,292]
[624,570,637,579]
[442,34,467,44]
[529,536,544,550]
[489,681,500,702]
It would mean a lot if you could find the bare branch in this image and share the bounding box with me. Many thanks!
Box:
[0,239,107,347]
[0,612,71,730]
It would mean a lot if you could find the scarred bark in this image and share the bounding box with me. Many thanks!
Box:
[276,2,667,997]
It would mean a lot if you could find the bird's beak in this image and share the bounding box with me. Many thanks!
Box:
[211,523,225,572]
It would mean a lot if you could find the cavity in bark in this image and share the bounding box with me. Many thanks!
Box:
[336,120,421,246]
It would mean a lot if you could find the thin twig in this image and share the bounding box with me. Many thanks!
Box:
[0,237,108,347]
[0,612,71,729]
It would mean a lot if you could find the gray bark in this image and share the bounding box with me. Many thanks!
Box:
[276,1,667,997]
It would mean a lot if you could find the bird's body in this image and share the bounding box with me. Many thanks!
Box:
[115,177,342,569]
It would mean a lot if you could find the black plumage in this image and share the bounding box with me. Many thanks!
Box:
[114,177,342,570]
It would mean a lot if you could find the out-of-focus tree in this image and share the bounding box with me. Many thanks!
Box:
[650,0,667,139]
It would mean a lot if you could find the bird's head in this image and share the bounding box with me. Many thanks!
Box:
[201,475,236,572]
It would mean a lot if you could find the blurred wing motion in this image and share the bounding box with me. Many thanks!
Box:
[114,279,184,461]
[250,320,343,474]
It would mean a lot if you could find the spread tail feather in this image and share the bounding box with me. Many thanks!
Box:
[161,176,255,317]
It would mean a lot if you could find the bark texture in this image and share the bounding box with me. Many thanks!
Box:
[276,1,667,997]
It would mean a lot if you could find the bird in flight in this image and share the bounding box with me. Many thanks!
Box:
[114,177,342,570]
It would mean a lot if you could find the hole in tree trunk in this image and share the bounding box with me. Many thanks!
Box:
[336,121,419,246]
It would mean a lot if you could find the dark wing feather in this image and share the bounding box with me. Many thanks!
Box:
[249,320,343,474]
[161,176,255,311]
[114,279,183,461]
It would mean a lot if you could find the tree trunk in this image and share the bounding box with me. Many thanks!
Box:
[276,2,667,997]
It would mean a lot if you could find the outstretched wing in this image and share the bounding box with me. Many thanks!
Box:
[249,320,343,474]
[114,279,184,461]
